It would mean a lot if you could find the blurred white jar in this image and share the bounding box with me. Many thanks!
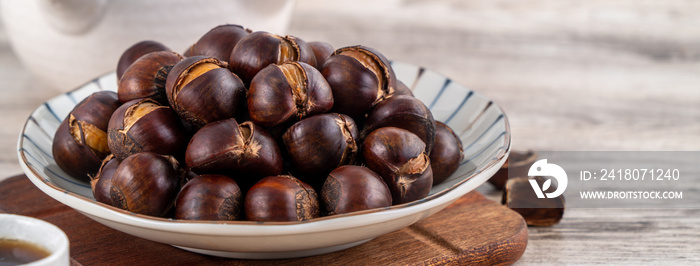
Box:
[0,0,295,91]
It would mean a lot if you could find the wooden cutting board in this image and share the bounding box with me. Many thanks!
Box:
[0,175,527,265]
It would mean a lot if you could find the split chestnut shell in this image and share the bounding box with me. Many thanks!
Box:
[118,51,183,104]
[186,24,251,63]
[107,98,188,160]
[362,127,433,204]
[165,56,246,128]
[244,175,319,222]
[116,40,170,80]
[52,91,120,180]
[108,152,181,217]
[321,45,397,118]
[247,61,333,128]
[282,113,359,184]
[185,118,283,182]
[229,31,316,84]
[363,95,437,154]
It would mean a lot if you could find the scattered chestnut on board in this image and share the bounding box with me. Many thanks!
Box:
[282,113,359,185]
[118,51,183,104]
[363,95,437,154]
[165,56,246,128]
[489,150,538,190]
[116,40,170,80]
[90,154,120,205]
[247,61,333,128]
[229,31,317,85]
[107,98,188,160]
[308,41,334,69]
[185,24,251,63]
[108,152,182,217]
[322,45,397,119]
[244,175,320,222]
[430,121,464,185]
[502,176,565,226]
[175,174,242,221]
[185,118,283,182]
[52,91,121,181]
[321,165,392,216]
[362,127,433,204]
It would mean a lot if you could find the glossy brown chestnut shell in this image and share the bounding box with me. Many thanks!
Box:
[118,51,183,104]
[90,154,120,205]
[52,91,121,180]
[362,127,433,204]
[165,56,246,128]
[363,95,437,154]
[116,40,170,80]
[321,165,392,215]
[186,24,251,63]
[107,98,188,160]
[248,61,333,128]
[174,174,242,221]
[429,121,464,185]
[282,113,359,184]
[185,118,283,182]
[321,45,397,118]
[308,41,333,69]
[503,176,565,226]
[489,150,538,190]
[244,175,319,222]
[108,152,181,217]
[229,31,316,84]
[393,80,414,97]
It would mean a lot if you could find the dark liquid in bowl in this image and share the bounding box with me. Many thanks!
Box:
[0,239,51,266]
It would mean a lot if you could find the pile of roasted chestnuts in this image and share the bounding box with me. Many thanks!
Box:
[52,24,464,222]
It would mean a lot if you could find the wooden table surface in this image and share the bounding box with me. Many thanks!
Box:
[1,0,699,264]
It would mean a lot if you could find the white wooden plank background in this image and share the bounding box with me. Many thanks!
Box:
[1,0,699,264]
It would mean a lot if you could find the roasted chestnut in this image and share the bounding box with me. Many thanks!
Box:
[362,127,433,204]
[393,80,414,97]
[308,41,333,69]
[185,118,283,182]
[186,24,251,63]
[90,154,120,205]
[116,40,170,80]
[363,95,436,154]
[108,152,181,217]
[52,91,121,180]
[282,113,359,184]
[321,165,392,215]
[248,61,333,128]
[244,175,319,221]
[175,174,242,221]
[165,56,246,128]
[503,176,565,226]
[107,98,188,160]
[429,121,463,185]
[490,150,537,190]
[229,31,316,84]
[321,45,397,118]
[118,51,183,104]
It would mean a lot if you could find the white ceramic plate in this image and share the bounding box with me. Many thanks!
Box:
[17,62,511,259]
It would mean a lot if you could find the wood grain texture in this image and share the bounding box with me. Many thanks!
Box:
[0,175,528,265]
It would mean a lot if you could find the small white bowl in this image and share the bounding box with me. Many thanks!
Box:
[0,214,70,266]
[17,61,511,259]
